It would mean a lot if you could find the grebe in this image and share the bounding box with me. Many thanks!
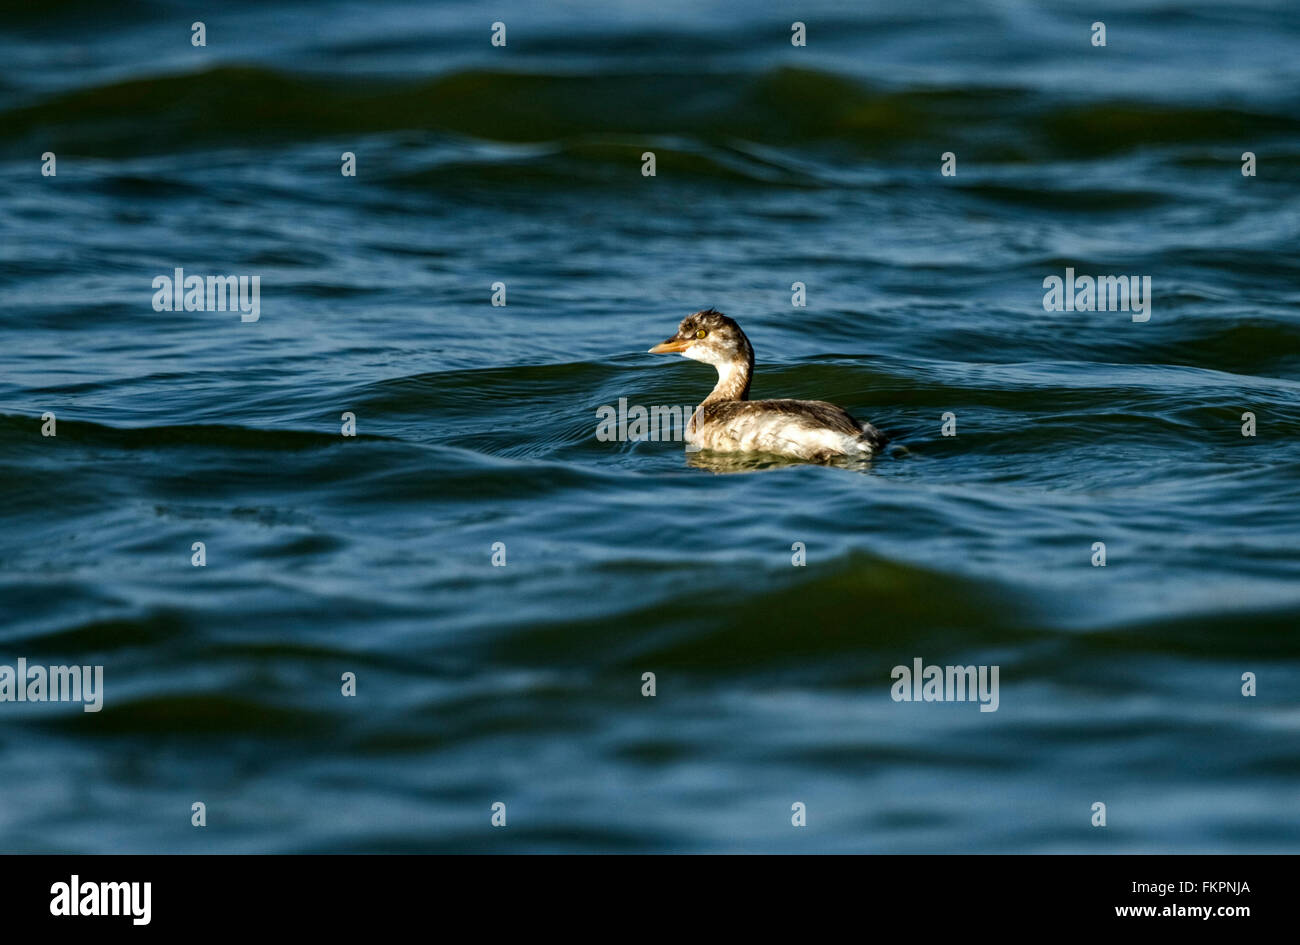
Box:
[648,309,884,462]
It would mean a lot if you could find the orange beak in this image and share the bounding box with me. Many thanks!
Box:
[649,336,692,354]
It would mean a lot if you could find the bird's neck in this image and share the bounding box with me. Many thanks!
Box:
[702,354,752,405]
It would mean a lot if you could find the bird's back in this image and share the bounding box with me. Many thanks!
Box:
[691,398,884,460]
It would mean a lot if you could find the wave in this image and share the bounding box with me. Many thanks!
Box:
[4,64,1298,167]
[0,412,372,451]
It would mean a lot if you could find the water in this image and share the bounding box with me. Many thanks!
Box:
[1,0,1298,852]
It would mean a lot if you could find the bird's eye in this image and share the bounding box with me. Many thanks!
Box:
[695,328,708,339]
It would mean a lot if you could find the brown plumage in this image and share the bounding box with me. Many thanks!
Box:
[648,309,884,463]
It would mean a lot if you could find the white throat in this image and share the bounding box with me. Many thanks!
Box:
[684,346,750,403]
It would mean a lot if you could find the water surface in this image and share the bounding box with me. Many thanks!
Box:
[1,0,1298,852]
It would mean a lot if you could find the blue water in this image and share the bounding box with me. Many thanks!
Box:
[1,0,1298,852]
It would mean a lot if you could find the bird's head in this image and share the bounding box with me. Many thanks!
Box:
[648,308,753,368]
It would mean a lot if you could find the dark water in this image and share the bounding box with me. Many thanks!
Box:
[2,0,1298,852]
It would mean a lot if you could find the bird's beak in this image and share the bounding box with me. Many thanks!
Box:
[649,336,691,354]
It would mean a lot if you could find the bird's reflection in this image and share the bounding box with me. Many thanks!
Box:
[685,446,876,474]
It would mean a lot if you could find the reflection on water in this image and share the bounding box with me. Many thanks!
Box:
[685,446,878,475]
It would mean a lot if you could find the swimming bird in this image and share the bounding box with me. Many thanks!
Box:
[648,309,884,462]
